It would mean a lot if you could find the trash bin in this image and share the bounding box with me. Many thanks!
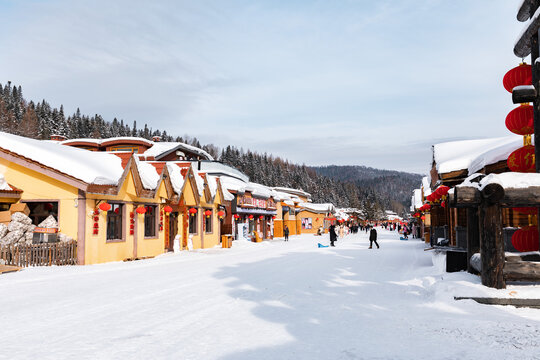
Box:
[221,235,232,248]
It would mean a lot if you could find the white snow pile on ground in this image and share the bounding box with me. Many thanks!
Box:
[1,229,540,359]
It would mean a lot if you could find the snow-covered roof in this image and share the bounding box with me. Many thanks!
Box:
[192,170,206,197]
[479,172,540,190]
[245,182,273,199]
[61,137,154,146]
[298,202,335,214]
[272,187,311,199]
[196,161,249,182]
[144,142,214,161]
[0,131,124,185]
[135,158,160,190]
[412,189,422,209]
[166,163,186,194]
[433,136,523,175]
[422,176,432,196]
[220,175,248,194]
[206,175,218,198]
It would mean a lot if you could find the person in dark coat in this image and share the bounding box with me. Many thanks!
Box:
[369,227,379,249]
[329,223,337,247]
[284,225,289,241]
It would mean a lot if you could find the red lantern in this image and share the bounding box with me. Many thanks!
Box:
[426,194,434,202]
[503,63,532,93]
[507,145,536,172]
[204,210,212,218]
[93,223,99,229]
[217,210,225,217]
[163,205,173,214]
[511,226,539,252]
[259,215,264,220]
[441,201,446,208]
[414,212,420,217]
[136,206,147,215]
[436,186,450,197]
[421,216,425,220]
[424,204,431,211]
[233,214,240,220]
[272,216,276,220]
[513,207,537,215]
[506,104,534,135]
[248,215,254,220]
[93,229,99,235]
[99,202,111,212]
[189,208,197,216]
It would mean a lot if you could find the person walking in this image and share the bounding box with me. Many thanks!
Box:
[284,225,289,241]
[329,223,337,247]
[369,227,379,249]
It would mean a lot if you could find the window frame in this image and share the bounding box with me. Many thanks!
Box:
[204,209,213,234]
[106,203,125,243]
[189,210,198,235]
[144,205,158,239]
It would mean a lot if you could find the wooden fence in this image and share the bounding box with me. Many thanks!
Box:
[0,241,77,267]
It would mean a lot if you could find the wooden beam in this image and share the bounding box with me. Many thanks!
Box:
[466,207,480,274]
[451,186,480,207]
[479,201,506,289]
[515,9,540,57]
[455,296,540,308]
[517,0,539,22]
[504,261,540,282]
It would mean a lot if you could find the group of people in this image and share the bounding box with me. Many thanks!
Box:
[326,222,379,249]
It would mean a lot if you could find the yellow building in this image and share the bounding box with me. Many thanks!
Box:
[0,132,225,265]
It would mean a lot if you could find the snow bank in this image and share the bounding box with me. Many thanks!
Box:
[479,172,540,190]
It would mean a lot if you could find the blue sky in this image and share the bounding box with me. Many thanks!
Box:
[0,0,525,174]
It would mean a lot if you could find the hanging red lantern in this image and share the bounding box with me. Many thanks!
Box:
[189,208,197,216]
[424,204,431,211]
[136,206,147,215]
[233,214,240,220]
[511,226,539,252]
[248,215,254,219]
[507,145,536,172]
[503,63,532,93]
[99,202,111,212]
[217,210,225,218]
[414,212,420,217]
[441,201,446,208]
[204,210,212,218]
[163,205,173,214]
[436,186,450,197]
[259,215,264,220]
[421,215,425,220]
[272,216,276,220]
[506,104,534,135]
[513,207,537,215]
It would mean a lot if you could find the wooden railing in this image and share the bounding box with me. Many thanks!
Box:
[0,241,77,267]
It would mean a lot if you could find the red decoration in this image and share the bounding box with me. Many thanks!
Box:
[93,229,99,235]
[503,63,532,93]
[421,216,425,220]
[93,209,100,215]
[507,145,536,172]
[93,216,99,222]
[233,214,240,220]
[136,206,147,214]
[424,204,431,211]
[414,212,420,217]
[441,201,446,208]
[93,223,99,229]
[99,202,111,212]
[259,215,264,220]
[435,186,450,197]
[248,215,254,219]
[506,104,534,135]
[217,210,225,217]
[513,207,537,215]
[130,230,134,235]
[130,212,135,218]
[273,216,277,220]
[163,205,173,214]
[204,210,212,218]
[512,226,539,252]
[189,208,197,216]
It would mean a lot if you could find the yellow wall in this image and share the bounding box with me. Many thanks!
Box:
[0,158,80,241]
[297,210,325,234]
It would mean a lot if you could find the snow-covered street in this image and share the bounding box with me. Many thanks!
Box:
[2,228,540,360]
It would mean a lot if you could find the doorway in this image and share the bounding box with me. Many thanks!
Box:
[167,212,179,252]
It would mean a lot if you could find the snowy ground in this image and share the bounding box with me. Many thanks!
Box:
[2,229,540,360]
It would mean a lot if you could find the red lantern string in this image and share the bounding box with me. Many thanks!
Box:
[503,63,532,93]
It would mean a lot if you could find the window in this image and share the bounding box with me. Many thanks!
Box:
[189,211,198,234]
[205,210,212,233]
[24,201,59,225]
[109,146,139,153]
[0,203,10,211]
[144,205,157,237]
[107,203,123,240]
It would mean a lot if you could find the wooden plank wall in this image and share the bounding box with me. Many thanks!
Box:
[0,241,77,267]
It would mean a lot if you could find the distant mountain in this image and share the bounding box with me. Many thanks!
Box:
[312,165,423,214]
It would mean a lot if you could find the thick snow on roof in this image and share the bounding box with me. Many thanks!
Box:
[196,161,248,182]
[272,187,311,199]
[421,176,431,196]
[479,172,540,190]
[192,170,206,197]
[434,136,522,175]
[0,173,11,191]
[144,142,214,161]
[206,175,218,198]
[220,175,248,193]
[166,163,185,194]
[135,158,160,190]
[468,136,526,174]
[219,181,235,201]
[61,137,154,146]
[0,131,123,185]
[412,189,422,209]
[299,202,335,213]
[245,182,273,198]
